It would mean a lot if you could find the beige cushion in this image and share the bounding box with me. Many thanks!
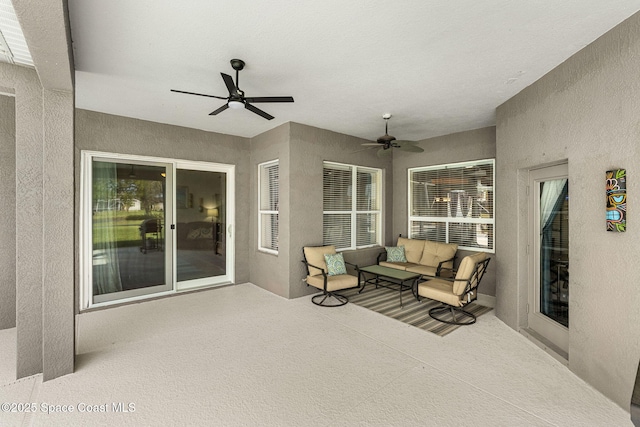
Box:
[406,264,438,277]
[303,245,336,276]
[397,237,425,264]
[417,278,462,307]
[306,274,358,292]
[379,261,418,271]
[419,241,458,269]
[452,252,487,295]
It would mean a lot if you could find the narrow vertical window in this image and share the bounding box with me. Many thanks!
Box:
[258,160,279,253]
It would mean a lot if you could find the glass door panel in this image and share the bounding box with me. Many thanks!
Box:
[175,168,228,287]
[92,160,172,304]
[539,180,569,327]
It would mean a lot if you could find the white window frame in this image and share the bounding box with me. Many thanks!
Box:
[323,161,382,251]
[408,159,495,253]
[258,159,279,254]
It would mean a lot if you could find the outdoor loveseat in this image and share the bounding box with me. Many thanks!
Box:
[377,236,458,279]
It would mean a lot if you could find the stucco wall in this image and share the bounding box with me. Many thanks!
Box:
[0,94,15,330]
[391,127,497,297]
[0,62,74,381]
[288,122,394,299]
[74,109,252,308]
[42,89,75,380]
[496,11,640,409]
[250,123,291,297]
[0,64,46,378]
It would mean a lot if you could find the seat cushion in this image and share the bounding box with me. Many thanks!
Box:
[405,264,438,277]
[303,245,336,276]
[379,261,418,271]
[306,274,358,292]
[397,237,425,264]
[419,241,458,269]
[417,278,463,307]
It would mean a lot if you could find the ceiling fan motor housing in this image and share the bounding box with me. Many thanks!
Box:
[377,134,396,144]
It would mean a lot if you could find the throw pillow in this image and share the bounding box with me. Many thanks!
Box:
[386,245,407,262]
[324,253,347,276]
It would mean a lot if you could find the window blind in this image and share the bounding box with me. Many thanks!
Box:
[409,159,494,252]
[258,160,279,253]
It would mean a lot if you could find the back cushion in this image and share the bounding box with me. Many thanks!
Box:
[304,245,337,276]
[453,252,487,295]
[420,241,458,268]
[397,237,425,264]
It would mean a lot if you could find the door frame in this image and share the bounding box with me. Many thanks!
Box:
[79,151,235,310]
[527,163,569,355]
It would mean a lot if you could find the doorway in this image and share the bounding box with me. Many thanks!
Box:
[81,152,235,309]
[528,163,569,356]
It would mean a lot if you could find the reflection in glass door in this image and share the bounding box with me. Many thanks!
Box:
[175,169,227,285]
[91,160,172,304]
[529,164,569,355]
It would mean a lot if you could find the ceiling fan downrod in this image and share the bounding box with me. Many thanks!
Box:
[230,59,245,91]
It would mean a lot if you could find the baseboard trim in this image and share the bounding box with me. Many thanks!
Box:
[476,293,496,308]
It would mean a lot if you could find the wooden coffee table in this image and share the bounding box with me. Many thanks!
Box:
[357,265,421,307]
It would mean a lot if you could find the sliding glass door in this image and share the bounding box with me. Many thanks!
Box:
[82,152,235,308]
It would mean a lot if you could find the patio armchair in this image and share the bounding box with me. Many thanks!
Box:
[416,252,490,325]
[302,245,359,307]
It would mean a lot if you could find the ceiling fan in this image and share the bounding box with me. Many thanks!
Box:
[170,59,294,120]
[361,114,424,157]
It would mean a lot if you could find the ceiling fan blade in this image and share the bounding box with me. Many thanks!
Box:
[351,146,378,154]
[377,147,393,157]
[170,89,227,100]
[361,143,382,146]
[208,104,229,116]
[220,73,238,96]
[397,142,424,153]
[244,96,294,103]
[245,103,274,120]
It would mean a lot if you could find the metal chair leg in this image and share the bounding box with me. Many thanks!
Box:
[311,291,348,307]
[429,304,476,325]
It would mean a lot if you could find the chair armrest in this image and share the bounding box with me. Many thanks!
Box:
[344,260,360,275]
[301,260,327,276]
[436,255,457,276]
[376,251,387,264]
[437,266,456,278]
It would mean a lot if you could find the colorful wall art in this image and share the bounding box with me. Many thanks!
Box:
[606,169,626,232]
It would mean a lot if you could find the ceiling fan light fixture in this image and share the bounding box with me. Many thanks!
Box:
[228,100,245,109]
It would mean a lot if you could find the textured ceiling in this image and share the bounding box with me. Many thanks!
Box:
[68,1,640,142]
